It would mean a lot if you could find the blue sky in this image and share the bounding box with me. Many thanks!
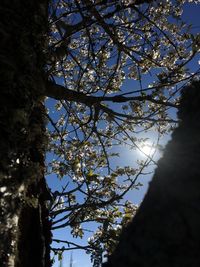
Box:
[46,2,200,267]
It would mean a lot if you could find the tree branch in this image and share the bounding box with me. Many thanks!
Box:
[45,81,97,105]
[45,81,178,108]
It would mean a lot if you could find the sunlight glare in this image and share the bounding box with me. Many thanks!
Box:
[138,141,156,157]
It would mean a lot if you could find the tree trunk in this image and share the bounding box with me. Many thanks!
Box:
[0,1,51,267]
[105,81,200,266]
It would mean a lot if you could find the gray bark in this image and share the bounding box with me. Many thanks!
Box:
[0,1,51,266]
[104,81,200,266]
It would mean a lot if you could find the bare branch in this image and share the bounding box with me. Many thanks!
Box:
[45,81,178,108]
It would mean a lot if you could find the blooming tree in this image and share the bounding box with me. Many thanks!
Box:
[45,0,199,265]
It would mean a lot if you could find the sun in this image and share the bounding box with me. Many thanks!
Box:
[138,141,156,157]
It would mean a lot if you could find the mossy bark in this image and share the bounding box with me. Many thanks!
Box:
[0,1,51,266]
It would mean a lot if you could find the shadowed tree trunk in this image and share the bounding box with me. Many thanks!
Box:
[0,1,51,267]
[104,81,200,267]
